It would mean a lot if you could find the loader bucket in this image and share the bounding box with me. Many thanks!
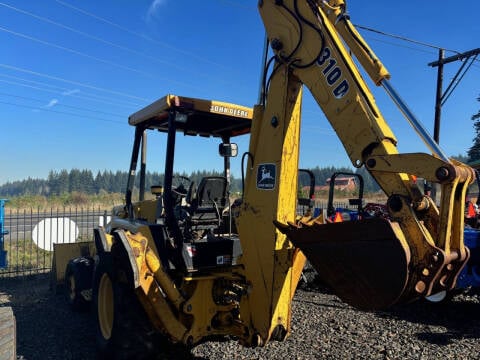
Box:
[276,218,410,310]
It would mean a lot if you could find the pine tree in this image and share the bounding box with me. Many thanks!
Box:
[80,169,95,194]
[467,94,480,162]
[68,169,82,193]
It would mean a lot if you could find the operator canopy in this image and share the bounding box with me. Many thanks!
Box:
[128,94,253,138]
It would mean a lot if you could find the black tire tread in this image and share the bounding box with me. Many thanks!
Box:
[65,257,94,311]
[94,243,159,360]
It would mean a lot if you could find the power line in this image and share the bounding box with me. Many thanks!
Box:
[357,23,479,146]
[0,91,125,117]
[0,78,139,109]
[0,73,143,108]
[361,35,437,56]
[0,73,67,91]
[357,24,480,70]
[54,0,227,69]
[440,54,478,106]
[355,24,461,55]
[0,2,215,78]
[0,1,251,107]
[0,24,202,90]
[0,25,152,77]
[0,63,150,102]
[0,99,124,124]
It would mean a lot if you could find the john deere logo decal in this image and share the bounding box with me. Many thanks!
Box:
[257,163,276,190]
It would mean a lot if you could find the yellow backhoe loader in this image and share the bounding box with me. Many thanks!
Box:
[52,1,474,358]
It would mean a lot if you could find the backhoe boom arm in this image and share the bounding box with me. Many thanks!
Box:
[236,0,474,342]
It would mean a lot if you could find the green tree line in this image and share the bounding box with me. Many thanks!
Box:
[0,169,213,197]
[0,166,384,198]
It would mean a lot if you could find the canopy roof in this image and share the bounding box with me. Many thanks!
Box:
[128,94,253,138]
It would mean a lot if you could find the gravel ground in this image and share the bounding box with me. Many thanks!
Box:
[0,274,479,360]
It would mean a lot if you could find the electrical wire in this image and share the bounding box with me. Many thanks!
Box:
[441,54,478,106]
[0,25,153,78]
[0,2,222,79]
[54,0,227,69]
[361,35,437,56]
[0,63,149,102]
[0,99,123,124]
[354,24,460,55]
[0,91,124,117]
[0,24,202,90]
[356,24,480,71]
[0,74,143,108]
[354,23,480,104]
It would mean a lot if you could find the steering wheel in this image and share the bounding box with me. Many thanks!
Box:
[172,175,192,198]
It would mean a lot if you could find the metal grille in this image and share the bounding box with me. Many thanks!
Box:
[0,202,354,278]
[0,207,108,277]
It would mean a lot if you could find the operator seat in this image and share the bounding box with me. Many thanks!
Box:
[188,176,228,232]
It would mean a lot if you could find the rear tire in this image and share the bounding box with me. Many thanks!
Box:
[64,257,94,311]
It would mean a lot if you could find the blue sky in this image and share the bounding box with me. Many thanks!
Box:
[1,0,479,185]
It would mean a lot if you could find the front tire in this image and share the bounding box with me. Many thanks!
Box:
[93,246,157,359]
[93,253,116,358]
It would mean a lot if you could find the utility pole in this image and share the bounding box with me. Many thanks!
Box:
[428,48,480,142]
[427,48,480,202]
[432,49,444,144]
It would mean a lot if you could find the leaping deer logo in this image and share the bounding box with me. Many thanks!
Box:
[259,166,274,183]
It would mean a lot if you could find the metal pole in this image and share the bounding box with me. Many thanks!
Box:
[0,199,9,268]
[430,49,444,203]
[433,49,444,143]
[139,130,147,201]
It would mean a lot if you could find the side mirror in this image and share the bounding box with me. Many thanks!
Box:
[219,143,238,157]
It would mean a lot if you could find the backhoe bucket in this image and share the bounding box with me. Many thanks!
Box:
[276,218,410,310]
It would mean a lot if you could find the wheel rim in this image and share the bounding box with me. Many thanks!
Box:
[98,273,114,340]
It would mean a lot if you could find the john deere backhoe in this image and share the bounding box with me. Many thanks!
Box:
[55,0,475,357]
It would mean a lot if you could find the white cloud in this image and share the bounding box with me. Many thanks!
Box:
[146,0,166,21]
[62,89,80,96]
[45,99,58,108]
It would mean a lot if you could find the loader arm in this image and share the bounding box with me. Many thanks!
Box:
[237,0,474,343]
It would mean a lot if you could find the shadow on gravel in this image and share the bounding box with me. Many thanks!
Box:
[376,288,480,344]
[0,274,209,360]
